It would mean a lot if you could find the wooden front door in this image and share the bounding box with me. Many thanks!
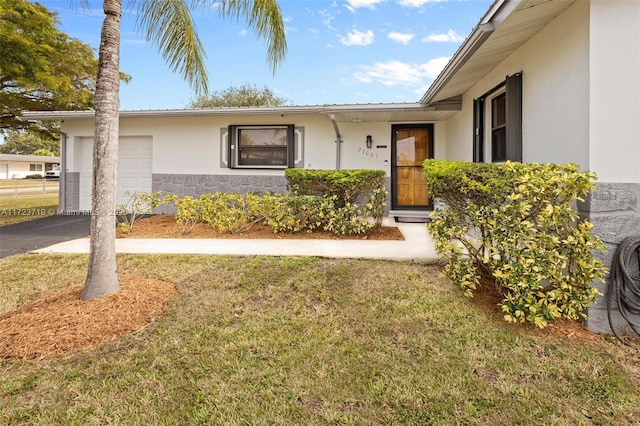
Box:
[392,124,433,210]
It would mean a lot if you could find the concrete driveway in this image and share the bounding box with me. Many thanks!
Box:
[0,215,90,259]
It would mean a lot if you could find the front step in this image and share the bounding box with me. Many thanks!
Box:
[389,210,431,218]
[389,210,432,223]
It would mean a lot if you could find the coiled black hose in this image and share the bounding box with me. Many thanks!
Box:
[607,235,640,345]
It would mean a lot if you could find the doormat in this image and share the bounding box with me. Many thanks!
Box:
[394,217,431,223]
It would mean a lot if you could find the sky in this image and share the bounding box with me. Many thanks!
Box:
[39,0,494,111]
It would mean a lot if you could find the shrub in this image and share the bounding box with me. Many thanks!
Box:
[165,168,388,237]
[164,194,203,234]
[285,168,387,232]
[318,196,372,235]
[117,191,164,233]
[424,160,606,328]
[199,192,266,234]
[285,169,385,208]
[262,193,325,233]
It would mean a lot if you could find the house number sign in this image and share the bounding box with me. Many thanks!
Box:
[357,147,379,158]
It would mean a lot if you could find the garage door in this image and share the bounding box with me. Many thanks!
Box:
[80,136,153,211]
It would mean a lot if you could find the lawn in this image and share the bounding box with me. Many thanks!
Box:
[1,254,639,424]
[0,194,59,226]
[0,178,59,193]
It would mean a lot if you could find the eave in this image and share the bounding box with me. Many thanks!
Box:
[421,0,576,105]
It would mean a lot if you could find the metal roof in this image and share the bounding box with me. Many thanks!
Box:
[22,101,461,124]
[421,0,575,105]
[0,154,61,163]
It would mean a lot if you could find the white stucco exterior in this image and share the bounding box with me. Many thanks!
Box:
[53,110,443,212]
[589,0,640,183]
[443,0,591,168]
[440,0,640,186]
[0,154,60,179]
[60,113,442,178]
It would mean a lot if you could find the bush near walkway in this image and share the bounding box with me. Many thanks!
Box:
[424,160,607,328]
[164,169,388,236]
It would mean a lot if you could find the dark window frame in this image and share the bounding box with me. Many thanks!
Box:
[228,124,295,169]
[491,92,507,161]
[472,72,522,163]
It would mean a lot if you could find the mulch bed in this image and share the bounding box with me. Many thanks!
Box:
[0,276,177,360]
[117,214,405,240]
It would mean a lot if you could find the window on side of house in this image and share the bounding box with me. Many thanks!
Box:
[491,92,507,161]
[29,164,43,172]
[228,124,294,169]
[473,72,522,163]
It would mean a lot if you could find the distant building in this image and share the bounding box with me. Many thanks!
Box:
[0,154,61,179]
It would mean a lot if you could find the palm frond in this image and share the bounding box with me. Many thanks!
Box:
[210,0,288,74]
[134,0,209,94]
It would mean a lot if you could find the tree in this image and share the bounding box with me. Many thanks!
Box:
[0,129,60,156]
[81,0,287,300]
[0,0,98,133]
[189,83,288,108]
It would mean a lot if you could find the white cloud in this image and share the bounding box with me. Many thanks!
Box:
[387,31,415,45]
[397,0,447,7]
[422,29,464,43]
[354,57,450,86]
[319,10,336,31]
[345,0,383,11]
[339,29,375,46]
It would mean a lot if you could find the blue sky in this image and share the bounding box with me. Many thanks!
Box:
[40,0,493,110]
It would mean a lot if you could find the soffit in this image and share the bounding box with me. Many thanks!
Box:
[427,0,575,104]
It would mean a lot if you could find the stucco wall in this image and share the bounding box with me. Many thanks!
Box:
[444,1,590,168]
[2,162,47,179]
[589,0,640,183]
[60,112,440,213]
[582,1,640,334]
[60,113,444,177]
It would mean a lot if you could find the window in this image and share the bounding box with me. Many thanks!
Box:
[491,92,507,161]
[29,164,43,172]
[228,125,294,169]
[473,72,522,163]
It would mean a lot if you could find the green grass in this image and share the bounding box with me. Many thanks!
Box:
[0,194,59,226]
[1,254,639,424]
[0,178,59,189]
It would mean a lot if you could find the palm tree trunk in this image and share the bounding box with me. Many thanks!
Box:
[81,0,121,300]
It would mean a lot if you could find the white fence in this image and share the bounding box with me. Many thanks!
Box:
[0,179,60,197]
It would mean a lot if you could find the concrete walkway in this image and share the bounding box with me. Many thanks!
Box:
[33,218,440,262]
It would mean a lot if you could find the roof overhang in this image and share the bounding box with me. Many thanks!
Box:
[421,0,576,105]
[0,154,61,163]
[22,101,461,125]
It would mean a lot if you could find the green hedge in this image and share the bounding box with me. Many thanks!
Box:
[166,189,387,236]
[424,160,606,328]
[285,169,385,207]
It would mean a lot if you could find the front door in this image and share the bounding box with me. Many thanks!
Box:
[391,124,433,210]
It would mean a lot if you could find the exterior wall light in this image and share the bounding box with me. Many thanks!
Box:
[366,135,373,149]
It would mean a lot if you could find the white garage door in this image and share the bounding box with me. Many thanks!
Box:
[80,136,153,211]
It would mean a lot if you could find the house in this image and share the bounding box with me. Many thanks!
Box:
[23,104,453,217]
[23,0,639,333]
[0,153,61,179]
